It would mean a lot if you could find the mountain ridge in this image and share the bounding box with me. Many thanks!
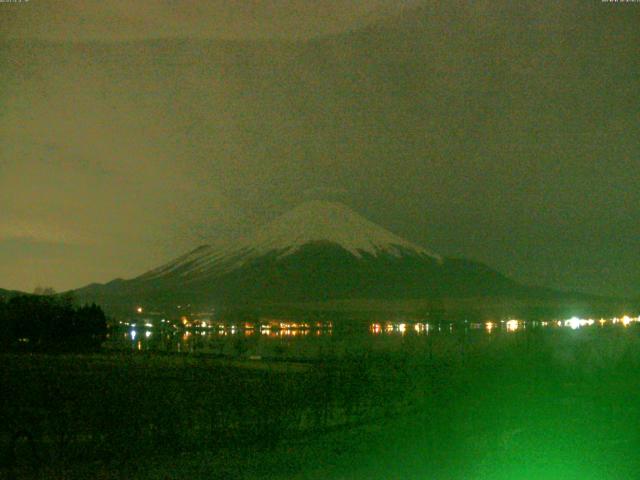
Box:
[74,201,631,318]
[74,201,540,313]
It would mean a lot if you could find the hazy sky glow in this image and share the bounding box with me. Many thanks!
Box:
[1,0,639,296]
[0,0,419,41]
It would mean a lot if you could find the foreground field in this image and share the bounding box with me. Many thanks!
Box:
[2,325,640,479]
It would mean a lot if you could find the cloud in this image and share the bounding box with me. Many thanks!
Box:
[0,0,414,41]
[0,220,91,245]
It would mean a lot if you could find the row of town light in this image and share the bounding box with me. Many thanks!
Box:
[132,305,638,336]
[369,316,640,335]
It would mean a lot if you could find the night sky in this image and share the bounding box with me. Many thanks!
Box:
[1,1,639,297]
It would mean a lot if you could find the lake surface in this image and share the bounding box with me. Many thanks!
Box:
[104,314,640,359]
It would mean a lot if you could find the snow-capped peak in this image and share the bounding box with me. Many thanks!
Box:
[248,200,438,259]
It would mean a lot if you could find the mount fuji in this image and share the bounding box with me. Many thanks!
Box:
[141,201,441,281]
[75,201,531,311]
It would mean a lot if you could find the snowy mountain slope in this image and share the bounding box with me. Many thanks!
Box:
[246,201,439,260]
[138,201,440,283]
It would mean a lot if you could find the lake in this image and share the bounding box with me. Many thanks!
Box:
[104,314,640,359]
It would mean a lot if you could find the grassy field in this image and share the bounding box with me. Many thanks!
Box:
[2,325,640,479]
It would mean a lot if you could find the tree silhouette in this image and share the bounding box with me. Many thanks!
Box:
[0,294,107,351]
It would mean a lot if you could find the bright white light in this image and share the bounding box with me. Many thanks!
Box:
[564,317,595,329]
[506,320,519,332]
[398,323,406,334]
[136,307,143,314]
[485,322,494,333]
[566,317,581,330]
[130,330,137,340]
[145,330,152,338]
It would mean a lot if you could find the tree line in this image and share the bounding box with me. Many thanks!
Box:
[0,292,107,351]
